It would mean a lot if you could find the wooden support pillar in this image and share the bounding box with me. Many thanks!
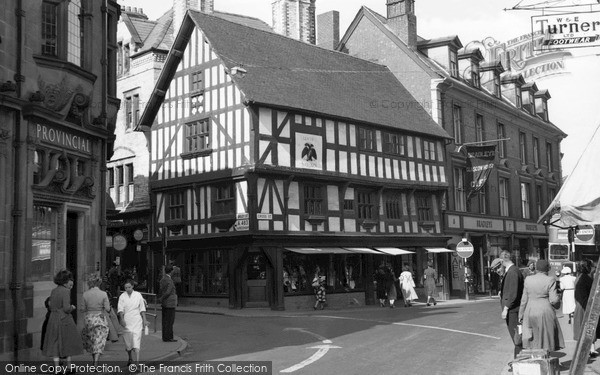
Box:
[570,256,600,374]
[228,247,247,309]
[263,246,284,311]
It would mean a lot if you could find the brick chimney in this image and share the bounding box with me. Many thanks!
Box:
[272,0,316,44]
[386,0,417,49]
[317,10,339,49]
[173,0,214,38]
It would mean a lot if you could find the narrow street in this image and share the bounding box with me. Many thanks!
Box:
[163,300,514,375]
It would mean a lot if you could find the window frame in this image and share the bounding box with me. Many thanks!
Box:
[520,182,531,219]
[423,140,436,161]
[356,190,376,220]
[41,0,84,67]
[384,192,403,221]
[452,105,463,144]
[546,142,554,172]
[533,137,540,168]
[475,114,484,143]
[519,132,527,164]
[168,191,186,221]
[449,49,459,78]
[358,127,376,151]
[212,183,236,217]
[182,118,212,158]
[499,177,510,217]
[497,123,506,158]
[383,133,405,156]
[453,168,466,212]
[303,184,325,216]
[415,193,433,222]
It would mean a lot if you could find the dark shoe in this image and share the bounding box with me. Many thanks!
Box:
[433,301,437,306]
[426,303,430,307]
[313,306,317,310]
[390,304,394,308]
[590,351,598,358]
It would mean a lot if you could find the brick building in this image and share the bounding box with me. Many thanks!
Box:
[338,0,566,294]
[272,0,316,44]
[0,0,120,360]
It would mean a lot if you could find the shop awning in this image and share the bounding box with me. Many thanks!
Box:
[343,247,382,254]
[284,247,353,254]
[374,247,415,255]
[425,248,456,253]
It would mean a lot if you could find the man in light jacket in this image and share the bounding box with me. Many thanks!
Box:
[159,264,178,342]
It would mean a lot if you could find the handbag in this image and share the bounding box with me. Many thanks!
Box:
[513,325,523,346]
[105,307,122,342]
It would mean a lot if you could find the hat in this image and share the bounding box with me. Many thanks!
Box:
[490,258,503,271]
[561,266,572,274]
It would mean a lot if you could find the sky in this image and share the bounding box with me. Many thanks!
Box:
[120,0,600,176]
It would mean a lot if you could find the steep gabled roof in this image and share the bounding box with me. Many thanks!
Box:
[132,9,272,56]
[138,10,450,140]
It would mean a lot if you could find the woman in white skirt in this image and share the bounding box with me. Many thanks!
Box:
[560,266,577,323]
[399,264,418,307]
[118,279,148,365]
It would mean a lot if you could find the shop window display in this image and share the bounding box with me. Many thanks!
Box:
[282,252,364,295]
[185,250,228,296]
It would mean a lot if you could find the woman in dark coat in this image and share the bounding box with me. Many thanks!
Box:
[384,265,397,308]
[423,261,438,306]
[42,270,84,365]
[518,259,564,351]
[374,265,387,307]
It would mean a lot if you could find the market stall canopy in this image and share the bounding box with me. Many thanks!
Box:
[539,123,600,227]
[374,247,415,255]
[425,248,456,253]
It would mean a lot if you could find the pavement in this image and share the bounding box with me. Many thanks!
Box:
[72,295,600,374]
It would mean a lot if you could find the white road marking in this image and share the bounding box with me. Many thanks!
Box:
[303,315,501,340]
[280,344,341,373]
[284,327,331,343]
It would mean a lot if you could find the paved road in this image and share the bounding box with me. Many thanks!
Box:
[164,300,514,375]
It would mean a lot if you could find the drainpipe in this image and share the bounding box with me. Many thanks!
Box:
[99,0,109,275]
[11,0,26,361]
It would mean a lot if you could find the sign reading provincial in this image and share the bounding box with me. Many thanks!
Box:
[532,12,600,50]
[36,123,92,154]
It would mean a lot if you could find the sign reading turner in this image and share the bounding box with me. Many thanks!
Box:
[532,11,600,50]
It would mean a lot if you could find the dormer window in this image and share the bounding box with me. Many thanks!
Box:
[449,49,458,78]
[471,63,481,88]
[480,61,505,98]
[534,90,551,122]
[458,46,483,88]
[515,88,522,108]
[520,82,538,115]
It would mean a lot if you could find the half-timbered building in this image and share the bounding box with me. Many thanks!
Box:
[137,10,452,310]
[338,0,567,296]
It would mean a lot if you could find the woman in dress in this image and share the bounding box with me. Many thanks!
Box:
[384,265,397,308]
[81,273,111,365]
[42,270,83,365]
[117,279,148,366]
[312,266,326,310]
[423,261,438,307]
[399,264,418,307]
[374,265,387,307]
[559,266,577,324]
[518,259,564,351]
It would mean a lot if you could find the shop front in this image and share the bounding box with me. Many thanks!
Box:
[445,213,548,296]
[154,234,452,310]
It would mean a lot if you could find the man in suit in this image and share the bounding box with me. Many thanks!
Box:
[493,250,524,359]
[159,264,178,342]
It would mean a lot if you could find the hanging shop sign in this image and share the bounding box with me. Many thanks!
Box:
[532,11,600,50]
[465,145,496,200]
[133,229,144,242]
